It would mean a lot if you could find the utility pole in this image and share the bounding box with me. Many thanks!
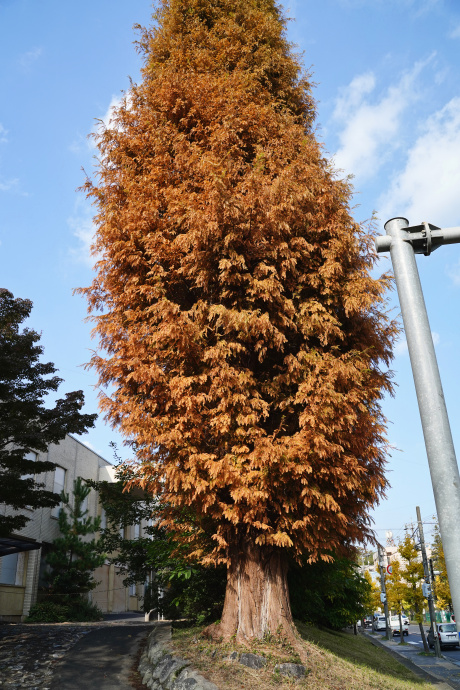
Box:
[416,506,441,658]
[429,558,437,603]
[378,544,390,641]
[376,218,460,635]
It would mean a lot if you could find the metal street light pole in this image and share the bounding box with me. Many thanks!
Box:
[376,217,460,634]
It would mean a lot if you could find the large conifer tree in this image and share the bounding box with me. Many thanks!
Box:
[80,0,397,641]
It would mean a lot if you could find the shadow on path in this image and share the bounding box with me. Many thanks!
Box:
[50,624,151,690]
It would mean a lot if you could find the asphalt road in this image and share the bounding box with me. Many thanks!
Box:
[372,623,460,664]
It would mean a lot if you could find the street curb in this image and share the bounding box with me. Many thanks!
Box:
[362,631,454,689]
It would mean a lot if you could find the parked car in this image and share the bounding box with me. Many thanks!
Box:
[389,615,409,637]
[373,615,387,631]
[427,623,459,649]
[363,616,373,628]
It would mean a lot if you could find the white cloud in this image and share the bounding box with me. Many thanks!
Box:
[18,47,42,70]
[449,24,460,39]
[0,123,7,144]
[79,93,132,152]
[68,201,101,267]
[431,331,440,346]
[70,94,129,155]
[333,72,376,121]
[97,93,132,135]
[100,95,123,130]
[331,56,434,181]
[378,97,460,228]
[0,177,19,192]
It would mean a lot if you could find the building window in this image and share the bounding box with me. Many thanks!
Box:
[51,467,66,518]
[22,451,38,510]
[0,553,19,585]
[133,523,140,539]
[21,451,37,480]
[77,485,88,522]
[129,583,136,596]
[100,507,106,530]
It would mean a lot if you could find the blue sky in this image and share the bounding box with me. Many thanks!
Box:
[1,0,460,546]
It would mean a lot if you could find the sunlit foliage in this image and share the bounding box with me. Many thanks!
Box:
[79,0,397,635]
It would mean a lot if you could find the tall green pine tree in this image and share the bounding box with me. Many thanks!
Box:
[45,477,105,596]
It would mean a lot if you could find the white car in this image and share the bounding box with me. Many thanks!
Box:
[373,615,387,631]
[389,615,409,637]
[427,623,459,649]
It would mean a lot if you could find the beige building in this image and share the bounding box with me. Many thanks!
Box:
[0,435,146,621]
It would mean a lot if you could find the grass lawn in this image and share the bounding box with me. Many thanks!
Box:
[169,621,434,690]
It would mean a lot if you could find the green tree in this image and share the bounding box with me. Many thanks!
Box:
[398,535,429,651]
[386,559,409,642]
[363,569,381,617]
[93,460,227,623]
[0,289,97,536]
[289,556,371,630]
[89,460,159,588]
[79,0,397,641]
[44,477,105,596]
[431,522,452,611]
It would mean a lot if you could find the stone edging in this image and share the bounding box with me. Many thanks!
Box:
[138,621,219,690]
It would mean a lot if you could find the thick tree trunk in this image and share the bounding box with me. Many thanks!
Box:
[206,537,296,644]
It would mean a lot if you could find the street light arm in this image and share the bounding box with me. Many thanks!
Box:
[375,235,392,253]
[440,226,460,245]
[375,224,460,255]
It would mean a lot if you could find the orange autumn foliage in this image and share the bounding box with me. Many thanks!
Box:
[80,0,396,587]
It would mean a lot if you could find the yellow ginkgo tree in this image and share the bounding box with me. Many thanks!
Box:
[432,522,452,612]
[386,559,409,642]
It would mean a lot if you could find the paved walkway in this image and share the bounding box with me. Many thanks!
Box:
[0,612,155,689]
[363,630,460,689]
[49,620,153,690]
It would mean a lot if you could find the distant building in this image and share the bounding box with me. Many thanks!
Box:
[0,435,147,622]
[370,542,432,572]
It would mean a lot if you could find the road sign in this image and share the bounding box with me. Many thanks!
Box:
[386,565,392,575]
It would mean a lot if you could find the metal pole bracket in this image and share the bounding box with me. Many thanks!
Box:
[376,220,460,255]
[405,222,441,256]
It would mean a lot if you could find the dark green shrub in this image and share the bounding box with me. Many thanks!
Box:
[289,556,370,630]
[26,601,69,623]
[26,597,103,623]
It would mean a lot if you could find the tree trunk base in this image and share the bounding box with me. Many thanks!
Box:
[204,538,297,644]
